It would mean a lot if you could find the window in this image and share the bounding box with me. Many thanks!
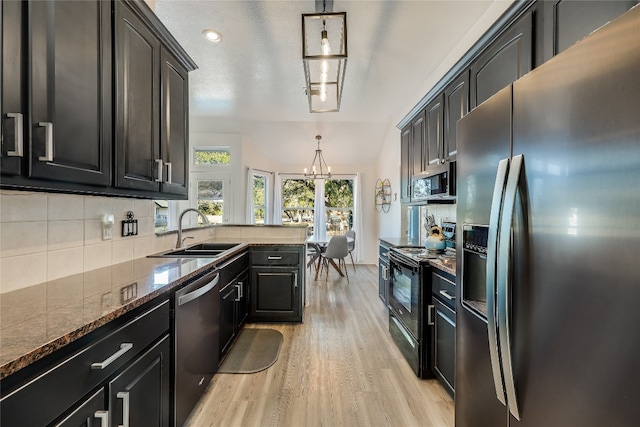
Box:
[195,178,225,224]
[325,179,354,235]
[281,179,315,230]
[194,147,230,165]
[253,174,267,224]
[280,178,354,236]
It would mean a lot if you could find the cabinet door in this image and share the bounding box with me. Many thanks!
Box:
[236,270,250,328]
[55,389,107,427]
[114,1,161,192]
[1,0,26,176]
[219,282,238,358]
[470,10,533,108]
[433,299,455,396]
[109,335,170,427]
[160,48,189,196]
[251,267,299,320]
[400,125,411,202]
[411,111,425,175]
[443,71,469,162]
[378,258,389,305]
[425,94,444,167]
[542,0,637,62]
[29,0,111,185]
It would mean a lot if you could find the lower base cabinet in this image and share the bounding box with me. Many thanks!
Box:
[0,299,171,426]
[249,246,304,322]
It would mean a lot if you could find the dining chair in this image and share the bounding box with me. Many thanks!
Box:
[345,229,356,272]
[320,235,349,282]
[306,242,322,274]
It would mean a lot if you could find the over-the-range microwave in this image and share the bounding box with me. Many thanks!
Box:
[411,161,456,202]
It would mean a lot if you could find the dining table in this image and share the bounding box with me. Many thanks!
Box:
[306,235,354,280]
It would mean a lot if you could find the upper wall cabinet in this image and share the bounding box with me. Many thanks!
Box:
[2,0,112,186]
[114,1,191,198]
[470,10,533,108]
[411,111,425,176]
[0,0,195,199]
[540,0,638,63]
[1,1,26,177]
[443,71,469,163]
[424,94,444,168]
[400,125,411,202]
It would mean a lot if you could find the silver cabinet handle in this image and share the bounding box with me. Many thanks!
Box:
[91,343,133,369]
[38,121,54,161]
[486,158,509,407]
[294,272,298,290]
[165,162,172,184]
[427,304,435,325]
[94,410,109,427]
[439,290,455,300]
[155,158,163,182]
[267,255,282,260]
[237,281,243,298]
[178,274,219,306]
[497,154,524,421]
[383,266,389,281]
[6,113,24,156]
[235,283,242,302]
[117,391,130,427]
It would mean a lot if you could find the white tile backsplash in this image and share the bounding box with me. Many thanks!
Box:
[48,220,84,251]
[1,253,48,293]
[47,247,84,281]
[84,242,113,272]
[0,191,48,222]
[48,194,84,220]
[84,197,113,220]
[0,221,48,257]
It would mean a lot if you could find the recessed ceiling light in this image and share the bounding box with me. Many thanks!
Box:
[202,29,222,43]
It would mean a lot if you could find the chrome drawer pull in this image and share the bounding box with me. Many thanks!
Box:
[267,256,282,260]
[439,290,455,300]
[91,343,133,370]
[6,113,24,157]
[117,391,130,427]
[94,410,109,427]
[427,304,435,325]
[38,121,54,161]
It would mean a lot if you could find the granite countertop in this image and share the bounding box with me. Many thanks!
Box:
[0,239,304,380]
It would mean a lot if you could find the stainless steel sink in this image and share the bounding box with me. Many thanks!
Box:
[148,242,242,258]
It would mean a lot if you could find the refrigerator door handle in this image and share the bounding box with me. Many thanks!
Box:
[497,154,524,421]
[486,158,510,406]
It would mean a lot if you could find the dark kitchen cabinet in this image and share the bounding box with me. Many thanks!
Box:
[109,335,170,427]
[400,125,412,202]
[378,241,390,306]
[1,0,26,177]
[0,299,171,427]
[424,94,444,168]
[250,246,304,322]
[114,1,160,193]
[443,71,469,163]
[29,0,112,186]
[470,10,533,108]
[431,269,456,397]
[411,111,425,176]
[219,252,250,360]
[541,0,638,62]
[114,1,193,198]
[2,0,112,185]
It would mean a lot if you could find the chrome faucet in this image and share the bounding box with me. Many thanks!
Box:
[176,208,210,249]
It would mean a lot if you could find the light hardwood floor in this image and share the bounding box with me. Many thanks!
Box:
[186,264,454,427]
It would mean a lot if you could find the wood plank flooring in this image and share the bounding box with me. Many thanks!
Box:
[186,264,454,427]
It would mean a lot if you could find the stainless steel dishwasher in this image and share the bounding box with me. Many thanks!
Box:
[173,269,220,427]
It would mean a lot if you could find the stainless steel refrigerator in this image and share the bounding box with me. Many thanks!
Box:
[455,6,640,427]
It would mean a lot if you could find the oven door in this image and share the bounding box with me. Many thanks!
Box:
[388,253,420,337]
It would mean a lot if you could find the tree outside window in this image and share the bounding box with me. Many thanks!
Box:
[280,178,353,236]
[253,175,266,224]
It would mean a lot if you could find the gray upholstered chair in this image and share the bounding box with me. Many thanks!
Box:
[345,229,356,272]
[320,235,349,282]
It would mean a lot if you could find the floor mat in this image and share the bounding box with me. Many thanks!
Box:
[217,328,283,374]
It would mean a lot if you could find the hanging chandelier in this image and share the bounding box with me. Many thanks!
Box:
[304,135,332,179]
[302,6,347,113]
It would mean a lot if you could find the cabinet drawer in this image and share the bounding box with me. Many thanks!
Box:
[218,251,249,285]
[432,271,455,309]
[252,250,300,266]
[0,300,169,426]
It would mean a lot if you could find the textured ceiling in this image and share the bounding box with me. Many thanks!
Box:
[154,0,513,167]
